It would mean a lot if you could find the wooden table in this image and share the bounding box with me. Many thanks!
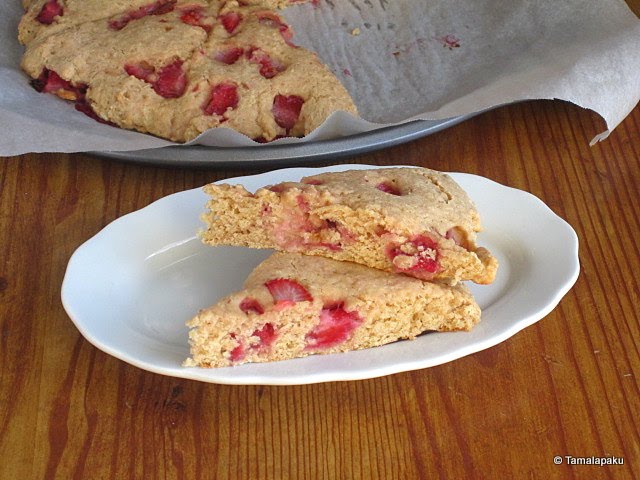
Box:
[2,54,640,480]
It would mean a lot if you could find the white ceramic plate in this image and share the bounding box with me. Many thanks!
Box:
[61,164,579,385]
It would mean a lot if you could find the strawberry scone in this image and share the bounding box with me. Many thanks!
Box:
[19,0,357,142]
[184,252,481,368]
[200,167,498,285]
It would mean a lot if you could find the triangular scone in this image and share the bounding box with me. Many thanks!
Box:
[185,252,481,368]
[201,167,498,285]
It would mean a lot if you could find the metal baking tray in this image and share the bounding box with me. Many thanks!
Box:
[91,115,474,168]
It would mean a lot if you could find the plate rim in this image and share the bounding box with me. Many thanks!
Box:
[61,164,580,385]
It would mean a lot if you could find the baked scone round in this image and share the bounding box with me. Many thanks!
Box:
[201,167,498,285]
[19,0,357,142]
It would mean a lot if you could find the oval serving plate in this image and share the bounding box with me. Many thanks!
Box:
[61,164,579,385]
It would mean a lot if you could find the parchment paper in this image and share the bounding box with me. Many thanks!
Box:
[1,0,639,156]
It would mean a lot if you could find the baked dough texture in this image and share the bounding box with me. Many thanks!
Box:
[19,0,356,142]
[200,167,498,285]
[185,252,481,368]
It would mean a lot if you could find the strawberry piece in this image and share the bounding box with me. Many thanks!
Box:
[108,0,176,30]
[264,278,312,303]
[153,59,186,98]
[74,98,117,126]
[251,323,277,349]
[36,0,63,25]
[302,179,323,185]
[219,12,242,34]
[253,135,286,143]
[305,303,363,350]
[214,46,244,65]
[296,194,310,213]
[202,82,239,116]
[272,95,304,130]
[247,49,286,78]
[376,182,401,195]
[124,61,156,82]
[256,11,295,46]
[267,183,287,193]
[125,59,186,98]
[229,334,246,362]
[31,69,116,126]
[31,69,72,94]
[179,5,211,32]
[387,235,440,274]
[239,297,264,315]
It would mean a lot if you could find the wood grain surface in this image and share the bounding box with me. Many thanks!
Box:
[2,9,640,480]
[1,99,638,480]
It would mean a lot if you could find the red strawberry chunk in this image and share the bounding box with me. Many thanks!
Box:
[214,46,244,65]
[239,297,264,315]
[202,82,239,116]
[305,303,363,350]
[31,69,72,94]
[265,278,312,303]
[229,334,246,362]
[272,95,304,130]
[153,59,187,98]
[36,0,63,25]
[31,69,116,126]
[219,12,242,34]
[179,5,211,32]
[124,61,156,82]
[387,235,440,274]
[109,0,176,30]
[75,98,117,126]
[302,179,323,185]
[253,135,286,143]
[256,11,295,46]
[247,49,286,78]
[267,183,287,193]
[376,182,401,195]
[125,59,186,98]
[251,323,277,349]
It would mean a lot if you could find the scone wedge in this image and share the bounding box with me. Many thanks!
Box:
[201,167,498,285]
[185,252,481,368]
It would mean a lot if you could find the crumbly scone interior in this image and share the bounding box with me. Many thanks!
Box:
[200,168,498,285]
[185,252,481,367]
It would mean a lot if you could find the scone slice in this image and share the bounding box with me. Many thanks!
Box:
[184,252,481,368]
[201,167,498,285]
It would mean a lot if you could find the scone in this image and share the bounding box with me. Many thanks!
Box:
[19,0,357,142]
[185,252,481,368]
[200,167,498,285]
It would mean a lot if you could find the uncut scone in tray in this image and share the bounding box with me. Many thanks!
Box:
[18,0,356,142]
[201,167,498,286]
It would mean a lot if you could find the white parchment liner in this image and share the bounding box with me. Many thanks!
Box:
[0,0,639,156]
